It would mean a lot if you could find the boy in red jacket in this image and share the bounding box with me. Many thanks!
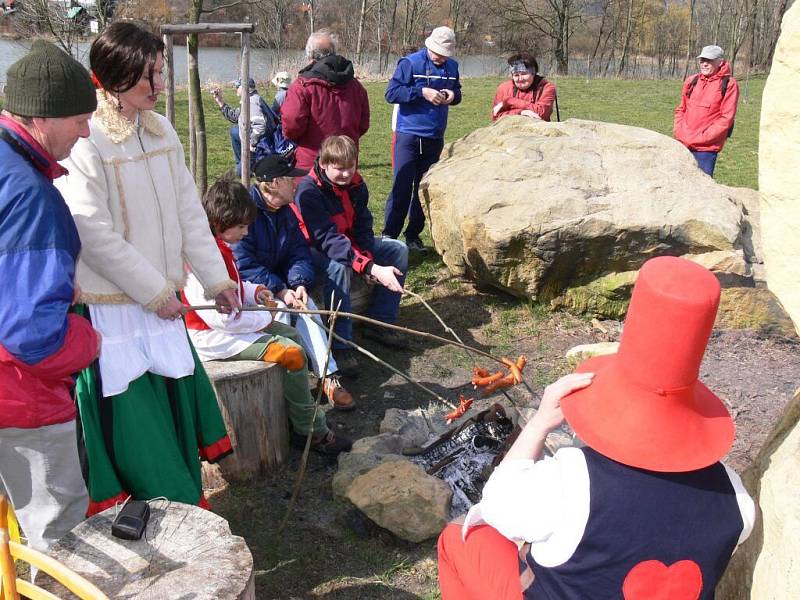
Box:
[294,135,409,375]
[674,45,739,177]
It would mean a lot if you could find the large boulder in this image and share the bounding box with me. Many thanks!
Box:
[421,117,753,307]
[345,460,452,543]
[760,1,800,333]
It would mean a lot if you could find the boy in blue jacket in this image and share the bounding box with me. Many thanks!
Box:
[294,135,409,375]
[235,155,354,409]
[383,26,461,251]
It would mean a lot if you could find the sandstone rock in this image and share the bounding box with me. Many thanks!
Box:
[332,451,406,499]
[345,460,452,543]
[565,342,620,367]
[716,389,800,599]
[380,408,435,448]
[349,433,404,456]
[421,118,752,306]
[716,287,798,339]
[683,249,752,287]
[759,1,800,333]
[554,271,637,318]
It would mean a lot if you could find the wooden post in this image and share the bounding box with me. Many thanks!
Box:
[187,36,196,178]
[240,31,251,183]
[163,33,175,127]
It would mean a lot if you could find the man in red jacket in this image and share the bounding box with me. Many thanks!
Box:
[0,42,100,553]
[674,45,739,177]
[281,29,370,171]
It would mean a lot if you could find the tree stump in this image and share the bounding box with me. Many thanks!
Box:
[40,502,254,599]
[203,360,288,485]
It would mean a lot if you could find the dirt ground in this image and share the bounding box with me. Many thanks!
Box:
[208,272,800,600]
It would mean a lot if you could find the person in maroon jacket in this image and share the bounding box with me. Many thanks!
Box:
[674,45,739,177]
[281,30,370,171]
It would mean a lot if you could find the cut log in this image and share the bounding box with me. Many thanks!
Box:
[40,502,254,600]
[203,360,289,484]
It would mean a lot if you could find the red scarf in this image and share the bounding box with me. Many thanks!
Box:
[0,115,68,180]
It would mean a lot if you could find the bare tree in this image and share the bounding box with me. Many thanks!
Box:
[486,0,583,74]
[12,0,85,57]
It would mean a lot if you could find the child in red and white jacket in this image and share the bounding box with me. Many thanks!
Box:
[182,177,352,456]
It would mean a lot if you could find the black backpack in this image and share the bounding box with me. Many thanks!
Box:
[686,74,734,138]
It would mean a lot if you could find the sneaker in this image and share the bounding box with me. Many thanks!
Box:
[322,375,356,411]
[333,348,359,378]
[291,430,353,456]
[405,238,427,253]
[361,323,410,350]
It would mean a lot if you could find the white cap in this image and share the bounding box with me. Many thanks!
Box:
[697,45,724,60]
[271,71,292,89]
[425,26,456,57]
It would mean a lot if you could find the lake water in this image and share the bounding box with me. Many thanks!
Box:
[0,38,508,88]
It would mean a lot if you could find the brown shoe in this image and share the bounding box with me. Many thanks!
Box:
[323,375,356,411]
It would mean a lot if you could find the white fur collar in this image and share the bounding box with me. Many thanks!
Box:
[93,90,164,144]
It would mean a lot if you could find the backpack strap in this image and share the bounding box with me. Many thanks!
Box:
[720,75,730,98]
[685,74,701,99]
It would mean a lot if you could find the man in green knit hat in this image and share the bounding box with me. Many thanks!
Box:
[0,40,101,553]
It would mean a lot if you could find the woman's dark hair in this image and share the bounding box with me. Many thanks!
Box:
[203,177,258,234]
[507,52,539,75]
[90,21,165,94]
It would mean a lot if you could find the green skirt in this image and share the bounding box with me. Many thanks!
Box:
[75,325,231,516]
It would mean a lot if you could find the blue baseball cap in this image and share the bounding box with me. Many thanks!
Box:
[232,77,257,90]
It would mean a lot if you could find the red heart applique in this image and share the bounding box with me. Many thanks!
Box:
[622,559,703,600]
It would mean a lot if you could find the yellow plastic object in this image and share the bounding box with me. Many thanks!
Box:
[0,494,109,600]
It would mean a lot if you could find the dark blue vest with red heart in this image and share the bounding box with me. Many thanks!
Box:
[524,447,743,599]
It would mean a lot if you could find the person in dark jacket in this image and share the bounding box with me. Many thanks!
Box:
[281,30,370,171]
[295,136,409,375]
[382,27,461,252]
[234,155,355,409]
[674,45,739,177]
[0,41,100,553]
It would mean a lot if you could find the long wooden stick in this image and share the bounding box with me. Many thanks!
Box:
[184,304,508,366]
[401,289,534,402]
[277,298,341,534]
[329,330,457,411]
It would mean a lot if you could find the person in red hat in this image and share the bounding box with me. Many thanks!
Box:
[437,256,755,600]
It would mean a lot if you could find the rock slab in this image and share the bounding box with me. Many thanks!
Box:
[345,459,453,543]
[759,1,800,333]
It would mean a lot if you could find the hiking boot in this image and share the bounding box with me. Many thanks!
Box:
[333,348,359,378]
[405,238,427,253]
[291,430,353,456]
[361,323,410,350]
[322,375,356,411]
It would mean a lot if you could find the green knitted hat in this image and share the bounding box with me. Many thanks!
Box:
[4,40,97,118]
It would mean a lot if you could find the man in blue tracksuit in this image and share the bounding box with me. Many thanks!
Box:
[383,26,461,252]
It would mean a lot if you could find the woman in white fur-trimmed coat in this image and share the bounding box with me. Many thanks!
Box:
[55,22,239,514]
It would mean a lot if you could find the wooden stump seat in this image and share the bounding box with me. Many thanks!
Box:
[40,502,254,600]
[202,360,288,486]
